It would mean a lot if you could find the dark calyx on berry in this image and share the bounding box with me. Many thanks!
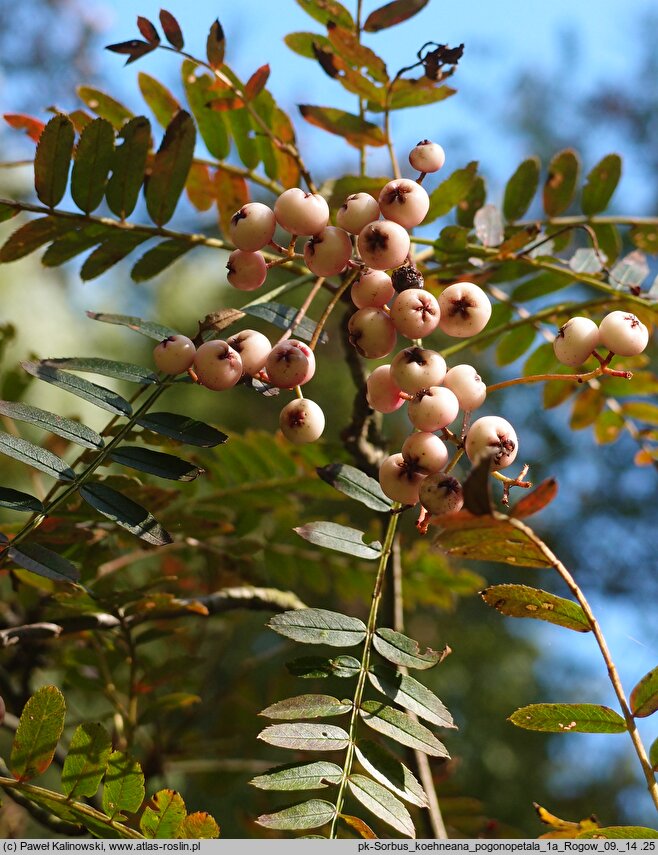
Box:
[392,265,424,293]
[364,227,389,251]
[447,295,475,318]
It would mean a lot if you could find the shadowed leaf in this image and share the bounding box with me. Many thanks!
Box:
[0,203,18,223]
[138,72,180,128]
[34,115,75,207]
[22,361,132,417]
[0,487,44,514]
[80,482,173,546]
[206,20,225,69]
[0,216,76,263]
[317,463,392,511]
[81,233,151,280]
[456,174,487,228]
[630,667,658,718]
[509,703,626,734]
[186,163,215,211]
[0,399,104,449]
[462,454,494,516]
[61,722,112,798]
[364,0,429,32]
[270,608,366,647]
[348,774,415,837]
[0,431,75,481]
[355,741,428,808]
[368,665,455,727]
[41,357,157,386]
[137,16,160,44]
[258,722,349,751]
[257,799,336,830]
[496,323,536,366]
[10,686,66,781]
[481,584,591,632]
[544,149,580,216]
[106,116,151,219]
[131,240,192,281]
[260,694,352,720]
[103,752,145,820]
[244,301,328,344]
[650,737,658,772]
[159,10,184,49]
[503,157,540,221]
[581,154,622,216]
[425,162,478,223]
[140,788,186,838]
[8,541,79,584]
[146,111,196,226]
[71,118,114,213]
[78,86,134,130]
[250,761,342,791]
[106,39,156,66]
[373,628,444,670]
[299,105,386,148]
[286,655,361,679]
[86,311,178,341]
[294,521,381,559]
[360,701,450,757]
[432,511,549,567]
[109,446,202,482]
[137,412,228,447]
[42,224,110,267]
[511,478,558,518]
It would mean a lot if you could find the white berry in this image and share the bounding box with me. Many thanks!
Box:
[419,472,463,515]
[438,282,492,337]
[226,249,267,291]
[266,340,315,388]
[351,269,395,309]
[226,329,272,376]
[274,188,329,236]
[408,386,460,432]
[552,317,600,367]
[379,453,425,506]
[304,226,352,277]
[390,288,440,339]
[194,340,243,390]
[357,220,410,270]
[390,347,446,395]
[336,192,380,235]
[401,432,449,474]
[443,364,487,411]
[229,202,276,252]
[348,307,397,359]
[598,311,649,357]
[153,335,196,375]
[279,398,325,444]
[378,179,430,229]
[409,140,446,174]
[366,365,405,414]
[465,415,518,471]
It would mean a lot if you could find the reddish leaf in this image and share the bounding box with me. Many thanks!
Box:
[186,163,215,212]
[106,39,156,66]
[206,20,225,70]
[299,105,386,148]
[271,108,301,188]
[68,110,93,133]
[511,479,558,519]
[215,168,249,236]
[326,23,388,83]
[364,0,429,32]
[159,9,184,50]
[137,16,160,44]
[207,96,246,112]
[3,113,45,143]
[245,65,271,101]
[180,812,220,839]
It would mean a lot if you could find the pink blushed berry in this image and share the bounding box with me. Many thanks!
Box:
[390,288,440,339]
[390,347,446,394]
[378,179,430,229]
[409,140,446,174]
[274,188,330,236]
[351,269,395,309]
[357,220,410,270]
[279,398,325,444]
[336,192,381,235]
[194,340,243,391]
[229,202,276,252]
[408,386,460,432]
[226,250,267,291]
[465,415,518,471]
[348,307,397,359]
[153,335,196,375]
[401,432,449,474]
[438,282,492,338]
[226,329,272,376]
[266,340,315,388]
[304,226,352,277]
[443,364,487,411]
[379,453,425,506]
[366,365,405,414]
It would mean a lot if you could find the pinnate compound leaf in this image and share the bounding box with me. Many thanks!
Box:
[364,0,428,31]
[34,114,75,207]
[432,512,549,568]
[544,149,580,216]
[481,584,590,633]
[10,686,66,781]
[296,0,354,28]
[578,828,658,840]
[260,694,352,720]
[61,722,112,798]
[360,701,449,757]
[138,72,180,128]
[581,154,622,216]
[0,431,75,481]
[0,487,44,514]
[250,761,342,791]
[8,541,79,584]
[503,157,540,221]
[630,667,658,718]
[286,655,361,679]
[103,751,145,820]
[317,463,392,512]
[510,478,558,518]
[41,357,157,386]
[140,788,186,838]
[159,10,184,49]
[299,106,386,148]
[348,774,415,838]
[180,813,220,839]
[137,412,228,447]
[131,240,192,281]
[0,216,76,262]
[146,111,196,226]
[80,233,150,280]
[355,741,428,808]
[257,798,336,830]
[373,628,444,670]
[106,116,151,219]
[71,118,115,213]
[79,482,173,546]
[294,521,381,559]
[109,447,202,482]
[269,608,366,647]
[368,665,455,727]
[85,311,178,342]
[0,399,104,449]
[244,301,327,344]
[258,722,349,751]
[425,161,478,223]
[510,703,626,734]
[206,19,225,69]
[21,361,132,417]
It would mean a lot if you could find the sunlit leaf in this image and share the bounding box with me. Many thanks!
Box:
[510,478,558,518]
[503,157,540,222]
[299,106,386,148]
[569,386,604,431]
[3,112,45,142]
[260,694,352,720]
[621,401,658,426]
[609,250,649,290]
[179,813,220,839]
[22,361,132,417]
[509,703,626,734]
[594,409,625,445]
[215,167,249,236]
[368,665,455,727]
[543,149,580,216]
[103,752,145,820]
[286,655,361,679]
[245,64,271,100]
[456,175,486,228]
[340,814,376,839]
[578,828,658,840]
[80,482,173,546]
[295,0,354,28]
[568,247,606,274]
[630,667,658,718]
[186,163,215,212]
[182,61,230,161]
[432,512,549,568]
[8,540,79,584]
[650,737,658,772]
[34,114,75,207]
[326,23,387,82]
[105,116,151,219]
[0,431,75,481]
[269,608,367,647]
[70,118,114,213]
[425,162,478,223]
[256,799,336,830]
[373,628,444,670]
[78,86,134,130]
[355,740,428,808]
[294,521,381,559]
[140,788,186,838]
[0,399,104,449]
[109,446,203,482]
[0,487,44,514]
[581,154,621,216]
[360,701,449,757]
[136,412,228,447]
[10,686,66,781]
[85,311,178,342]
[481,584,590,632]
[317,463,392,511]
[348,774,415,837]
[250,761,342,791]
[364,0,429,32]
[138,72,180,129]
[258,722,350,751]
[146,111,196,226]
[61,722,112,798]
[245,301,329,345]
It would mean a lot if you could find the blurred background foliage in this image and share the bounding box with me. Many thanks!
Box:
[0,0,656,839]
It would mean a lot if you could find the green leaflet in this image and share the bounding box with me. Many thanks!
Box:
[34,115,75,207]
[481,584,591,633]
[140,789,186,839]
[269,608,367,647]
[0,399,104,449]
[70,118,115,213]
[21,361,132,417]
[359,701,450,757]
[256,798,336,830]
[0,431,75,481]
[260,694,352,720]
[294,521,382,559]
[10,686,66,781]
[146,111,196,226]
[61,722,112,798]
[509,703,627,734]
[102,752,145,820]
[317,463,392,512]
[348,773,415,838]
[79,482,173,546]
[250,761,342,791]
[8,541,80,584]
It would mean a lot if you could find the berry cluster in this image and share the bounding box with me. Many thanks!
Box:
[553,310,650,366]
